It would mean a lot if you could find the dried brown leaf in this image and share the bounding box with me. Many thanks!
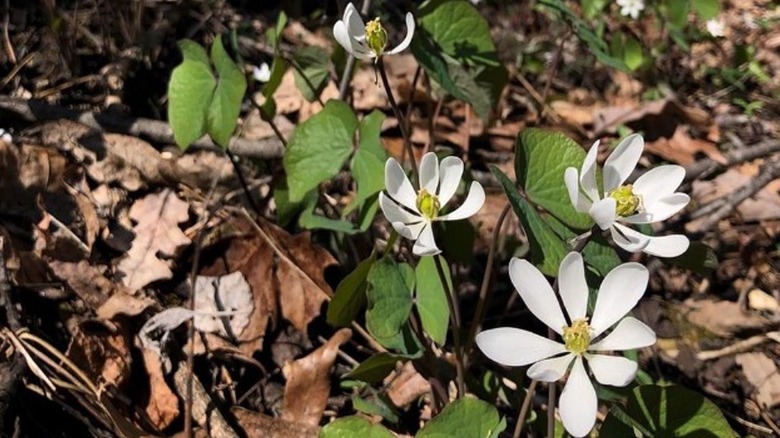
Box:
[386,361,431,408]
[50,260,125,309]
[684,298,772,337]
[141,348,180,430]
[735,352,780,408]
[116,189,191,292]
[201,215,337,355]
[233,408,319,438]
[281,328,351,426]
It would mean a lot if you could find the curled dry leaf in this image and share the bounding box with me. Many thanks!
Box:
[66,319,133,388]
[116,189,191,292]
[193,271,254,338]
[140,348,180,431]
[201,215,337,355]
[281,328,352,427]
[386,360,432,408]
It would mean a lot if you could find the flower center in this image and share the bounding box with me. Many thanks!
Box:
[365,18,388,56]
[416,189,440,220]
[562,318,591,354]
[608,184,642,217]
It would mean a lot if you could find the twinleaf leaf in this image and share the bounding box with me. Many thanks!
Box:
[327,254,376,327]
[414,256,451,345]
[168,40,216,148]
[491,166,567,276]
[208,36,247,147]
[320,416,395,438]
[515,128,593,230]
[417,398,506,438]
[365,258,414,349]
[283,100,357,202]
[293,46,330,102]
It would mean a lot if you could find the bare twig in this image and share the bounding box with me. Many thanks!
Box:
[512,379,538,438]
[696,331,779,361]
[692,156,780,232]
[0,96,285,159]
[684,139,780,182]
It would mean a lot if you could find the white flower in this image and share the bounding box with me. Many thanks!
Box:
[379,152,485,256]
[476,252,656,437]
[0,129,11,144]
[564,134,690,257]
[706,19,726,37]
[252,63,271,82]
[616,0,645,19]
[333,3,415,60]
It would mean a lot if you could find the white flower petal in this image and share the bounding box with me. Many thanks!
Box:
[437,156,463,206]
[603,134,643,192]
[642,233,690,258]
[565,167,592,213]
[589,197,617,230]
[418,152,440,194]
[476,328,568,366]
[623,193,689,224]
[586,354,637,386]
[385,158,420,213]
[559,357,597,438]
[379,192,419,224]
[590,317,656,351]
[508,258,567,335]
[610,223,650,253]
[632,164,686,208]
[345,4,366,42]
[385,12,416,55]
[333,21,354,55]
[391,220,425,240]
[580,141,601,203]
[527,353,574,382]
[590,262,648,337]
[412,223,440,255]
[438,181,484,221]
[558,252,589,321]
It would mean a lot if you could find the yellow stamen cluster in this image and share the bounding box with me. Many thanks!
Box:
[365,18,388,56]
[416,189,440,220]
[608,184,641,217]
[562,318,591,354]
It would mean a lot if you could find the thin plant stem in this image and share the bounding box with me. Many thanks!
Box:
[464,202,511,358]
[513,379,539,438]
[434,254,465,398]
[377,57,417,181]
[226,149,263,217]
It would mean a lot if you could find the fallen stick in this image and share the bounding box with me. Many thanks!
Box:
[0,96,285,159]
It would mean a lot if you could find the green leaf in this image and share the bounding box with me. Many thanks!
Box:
[365,258,414,349]
[491,166,567,276]
[261,56,287,99]
[319,416,395,438]
[666,1,690,30]
[207,36,247,148]
[346,352,401,383]
[582,0,608,18]
[352,394,400,423]
[328,254,376,327]
[284,99,358,202]
[692,0,720,20]
[417,398,506,438]
[358,110,387,159]
[600,385,736,438]
[266,11,287,51]
[411,0,507,120]
[345,111,387,219]
[168,40,216,149]
[666,241,718,275]
[299,199,357,233]
[293,46,330,102]
[514,129,593,230]
[414,256,451,345]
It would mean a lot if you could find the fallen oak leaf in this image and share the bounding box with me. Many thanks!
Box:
[116,189,191,292]
[232,407,319,438]
[281,328,352,427]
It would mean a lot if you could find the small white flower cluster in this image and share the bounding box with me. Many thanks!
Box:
[616,0,645,19]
